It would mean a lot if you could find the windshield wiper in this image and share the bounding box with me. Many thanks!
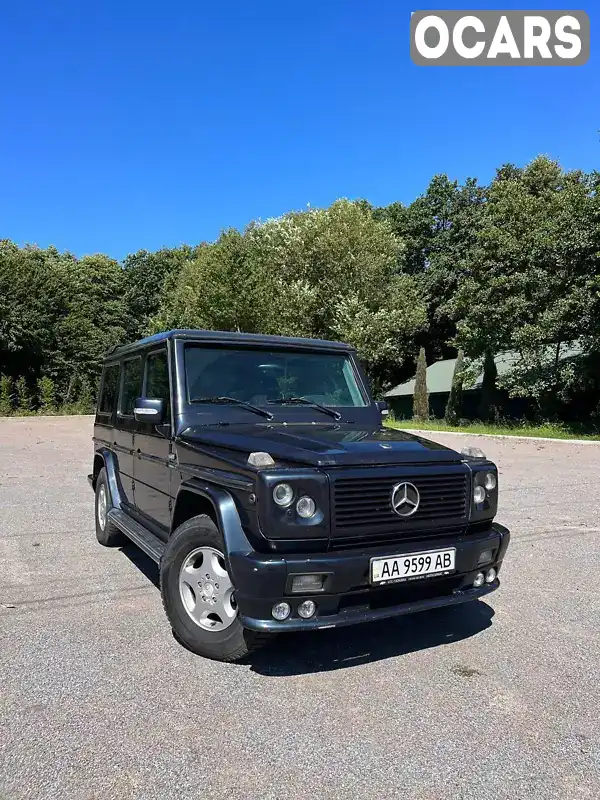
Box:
[268,396,342,421]
[191,396,273,420]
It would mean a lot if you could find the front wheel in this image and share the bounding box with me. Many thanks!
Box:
[160,515,271,662]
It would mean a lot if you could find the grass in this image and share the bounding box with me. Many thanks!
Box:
[385,418,600,441]
[0,405,94,418]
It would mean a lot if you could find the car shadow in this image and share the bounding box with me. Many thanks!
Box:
[118,545,495,675]
[247,601,495,676]
[121,543,160,589]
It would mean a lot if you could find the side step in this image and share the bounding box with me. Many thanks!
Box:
[108,509,166,563]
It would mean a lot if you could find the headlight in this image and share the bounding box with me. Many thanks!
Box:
[296,496,317,519]
[470,467,498,520]
[484,472,497,491]
[273,483,294,507]
[473,485,486,504]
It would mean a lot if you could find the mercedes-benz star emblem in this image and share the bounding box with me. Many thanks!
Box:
[391,482,420,517]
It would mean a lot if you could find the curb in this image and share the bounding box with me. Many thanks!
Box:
[404,428,600,446]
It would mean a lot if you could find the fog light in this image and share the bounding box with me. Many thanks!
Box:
[271,601,291,621]
[477,549,494,566]
[473,572,485,588]
[484,472,497,491]
[485,568,497,584]
[473,485,486,504]
[291,574,325,593]
[297,600,317,619]
[296,496,317,519]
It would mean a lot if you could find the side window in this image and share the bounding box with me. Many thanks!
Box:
[119,357,142,417]
[145,350,171,420]
[99,364,120,414]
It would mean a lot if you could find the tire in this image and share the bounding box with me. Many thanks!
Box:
[160,514,271,662]
[95,468,126,547]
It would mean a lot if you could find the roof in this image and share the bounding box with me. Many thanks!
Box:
[385,344,584,398]
[108,329,353,359]
[386,358,457,397]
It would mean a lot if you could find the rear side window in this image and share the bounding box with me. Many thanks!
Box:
[99,364,120,414]
[145,350,171,419]
[119,358,142,416]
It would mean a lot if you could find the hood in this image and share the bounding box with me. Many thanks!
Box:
[177,423,462,467]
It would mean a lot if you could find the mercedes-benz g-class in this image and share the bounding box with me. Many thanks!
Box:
[89,330,510,661]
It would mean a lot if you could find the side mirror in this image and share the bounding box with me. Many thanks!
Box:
[134,397,166,425]
[376,400,389,417]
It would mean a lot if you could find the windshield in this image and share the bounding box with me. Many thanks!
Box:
[184,345,368,408]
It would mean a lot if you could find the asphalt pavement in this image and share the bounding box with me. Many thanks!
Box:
[1,416,599,800]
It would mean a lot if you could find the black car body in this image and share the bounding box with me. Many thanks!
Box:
[89,329,510,659]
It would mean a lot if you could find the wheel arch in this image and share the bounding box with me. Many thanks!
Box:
[171,488,218,532]
[92,454,104,486]
[91,448,123,509]
[172,479,251,557]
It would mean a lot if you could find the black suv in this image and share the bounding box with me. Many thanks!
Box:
[89,329,510,661]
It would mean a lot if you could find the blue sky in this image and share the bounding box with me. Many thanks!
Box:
[1,0,598,260]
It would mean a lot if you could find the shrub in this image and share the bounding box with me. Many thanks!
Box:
[77,377,94,413]
[62,375,95,415]
[445,349,465,424]
[478,350,498,422]
[0,375,13,416]
[37,376,56,414]
[15,376,34,413]
[412,347,429,421]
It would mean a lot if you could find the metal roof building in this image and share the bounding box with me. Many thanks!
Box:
[385,345,583,418]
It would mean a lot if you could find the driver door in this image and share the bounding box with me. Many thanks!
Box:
[133,347,173,533]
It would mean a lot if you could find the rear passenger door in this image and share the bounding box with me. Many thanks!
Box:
[133,348,172,533]
[95,362,120,449]
[114,356,142,508]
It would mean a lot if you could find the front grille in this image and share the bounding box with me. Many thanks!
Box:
[330,525,466,551]
[331,469,469,543]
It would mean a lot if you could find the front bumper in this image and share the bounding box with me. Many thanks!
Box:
[230,523,510,633]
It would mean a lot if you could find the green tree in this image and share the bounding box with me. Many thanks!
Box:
[453,157,600,415]
[155,230,251,334]
[445,349,464,423]
[76,376,94,413]
[0,156,597,420]
[0,242,73,384]
[0,243,130,402]
[477,350,498,421]
[123,246,201,338]
[37,376,56,414]
[412,347,429,421]
[157,200,427,383]
[56,254,129,396]
[375,175,486,362]
[0,375,13,415]
[15,376,33,413]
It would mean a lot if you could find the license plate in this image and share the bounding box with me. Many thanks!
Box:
[370,548,456,585]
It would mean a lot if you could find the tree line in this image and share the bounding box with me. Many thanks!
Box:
[1,156,598,424]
